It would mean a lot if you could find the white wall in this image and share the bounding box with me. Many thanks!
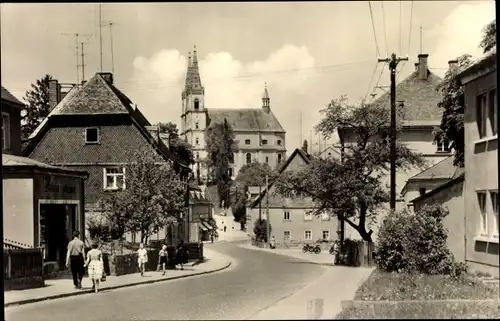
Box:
[3,178,34,246]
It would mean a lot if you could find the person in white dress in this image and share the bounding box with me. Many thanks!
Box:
[84,243,103,293]
[137,243,148,276]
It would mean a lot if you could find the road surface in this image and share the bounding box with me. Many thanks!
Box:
[5,241,328,320]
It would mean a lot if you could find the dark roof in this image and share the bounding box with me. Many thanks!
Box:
[458,47,496,80]
[1,86,24,108]
[207,108,285,133]
[370,69,443,122]
[250,148,311,208]
[189,190,212,205]
[2,153,88,177]
[410,172,465,204]
[409,156,457,180]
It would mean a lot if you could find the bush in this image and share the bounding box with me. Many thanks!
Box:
[376,205,466,276]
[253,219,271,242]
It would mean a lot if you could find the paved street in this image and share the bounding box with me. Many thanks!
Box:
[5,241,330,321]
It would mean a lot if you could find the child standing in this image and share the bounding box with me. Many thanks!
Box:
[158,245,167,276]
[137,243,148,276]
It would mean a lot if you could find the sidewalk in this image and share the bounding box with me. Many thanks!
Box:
[4,248,232,307]
[239,243,335,265]
[249,266,374,320]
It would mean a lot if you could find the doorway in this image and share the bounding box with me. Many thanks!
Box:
[40,204,76,266]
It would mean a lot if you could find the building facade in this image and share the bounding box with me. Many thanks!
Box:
[1,86,23,155]
[180,48,287,181]
[247,148,337,247]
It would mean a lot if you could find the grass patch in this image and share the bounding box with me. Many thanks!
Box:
[354,269,499,301]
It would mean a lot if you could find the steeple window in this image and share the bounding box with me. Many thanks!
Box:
[194,99,200,111]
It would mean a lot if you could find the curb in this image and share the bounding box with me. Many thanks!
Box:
[5,261,232,308]
[239,244,335,266]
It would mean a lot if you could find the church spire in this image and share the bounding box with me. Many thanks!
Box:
[262,82,270,113]
[184,46,203,94]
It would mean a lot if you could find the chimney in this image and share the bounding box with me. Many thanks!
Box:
[98,72,113,85]
[48,79,61,111]
[417,54,429,80]
[81,80,87,85]
[448,59,458,73]
[414,62,419,71]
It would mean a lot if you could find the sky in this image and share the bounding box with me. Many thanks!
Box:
[1,1,495,152]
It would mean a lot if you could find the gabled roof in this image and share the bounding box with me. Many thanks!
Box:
[370,69,443,122]
[1,86,24,108]
[410,171,465,204]
[2,153,88,176]
[250,148,311,208]
[458,47,496,80]
[207,108,285,133]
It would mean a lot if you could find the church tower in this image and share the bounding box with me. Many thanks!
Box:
[180,46,207,173]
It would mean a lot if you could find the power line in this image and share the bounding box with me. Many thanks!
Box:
[381,1,389,56]
[407,1,414,55]
[370,63,386,99]
[368,1,381,58]
[364,63,379,101]
[399,1,402,55]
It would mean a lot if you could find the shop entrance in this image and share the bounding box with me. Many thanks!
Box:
[40,204,76,266]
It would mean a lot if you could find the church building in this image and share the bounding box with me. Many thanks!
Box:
[180,47,287,181]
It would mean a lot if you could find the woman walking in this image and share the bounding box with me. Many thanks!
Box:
[158,245,167,276]
[176,240,189,270]
[137,243,148,276]
[84,243,104,293]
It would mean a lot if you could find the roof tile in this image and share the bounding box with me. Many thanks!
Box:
[409,156,457,180]
[207,108,285,132]
[1,86,24,107]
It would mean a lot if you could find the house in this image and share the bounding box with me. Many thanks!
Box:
[23,72,192,244]
[2,86,87,267]
[412,48,498,277]
[317,144,342,161]
[180,47,287,181]
[247,148,337,247]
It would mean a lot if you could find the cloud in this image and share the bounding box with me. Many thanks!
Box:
[429,1,495,70]
[125,45,318,131]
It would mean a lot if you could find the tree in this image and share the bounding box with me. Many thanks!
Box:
[158,121,195,166]
[21,74,52,141]
[433,54,473,167]
[106,149,186,244]
[253,218,271,242]
[479,19,496,53]
[274,97,424,242]
[205,119,236,208]
[230,162,277,224]
[302,139,308,153]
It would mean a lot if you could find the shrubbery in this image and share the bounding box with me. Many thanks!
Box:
[253,219,271,242]
[376,204,466,277]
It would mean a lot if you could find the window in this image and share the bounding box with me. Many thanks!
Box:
[322,230,330,241]
[321,212,330,221]
[437,138,451,152]
[2,112,10,150]
[304,211,312,221]
[284,231,291,241]
[194,99,200,111]
[246,153,252,164]
[491,190,499,237]
[228,168,233,178]
[195,122,199,129]
[477,192,487,235]
[419,188,426,196]
[229,153,234,164]
[261,139,268,145]
[195,138,199,145]
[277,153,282,164]
[85,128,99,144]
[283,210,290,220]
[196,152,199,160]
[489,89,497,135]
[104,167,126,190]
[304,230,312,241]
[245,139,251,145]
[265,157,269,163]
[277,139,282,146]
[476,93,488,138]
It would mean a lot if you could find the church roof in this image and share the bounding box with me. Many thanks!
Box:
[207,108,285,133]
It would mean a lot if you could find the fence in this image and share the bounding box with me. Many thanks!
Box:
[4,248,44,290]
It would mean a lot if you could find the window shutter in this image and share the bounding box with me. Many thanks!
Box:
[103,168,107,190]
[122,166,126,189]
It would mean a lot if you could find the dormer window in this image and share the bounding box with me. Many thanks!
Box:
[277,139,282,146]
[85,128,99,144]
[437,138,451,153]
[195,122,199,129]
[194,99,200,111]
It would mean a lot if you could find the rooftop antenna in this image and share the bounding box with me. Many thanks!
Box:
[420,25,423,54]
[58,32,92,84]
[103,21,118,75]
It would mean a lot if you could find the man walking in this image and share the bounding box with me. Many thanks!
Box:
[66,231,85,289]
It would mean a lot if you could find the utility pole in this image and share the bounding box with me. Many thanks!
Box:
[378,53,408,211]
[104,21,117,75]
[80,43,86,82]
[309,130,313,154]
[299,111,302,145]
[265,175,270,247]
[99,3,103,72]
[258,185,262,221]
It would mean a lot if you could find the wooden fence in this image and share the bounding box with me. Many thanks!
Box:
[4,248,44,290]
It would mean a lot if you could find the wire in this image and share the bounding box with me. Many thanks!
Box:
[370,63,387,100]
[364,63,379,102]
[381,1,389,56]
[399,1,402,55]
[407,1,414,55]
[368,1,381,58]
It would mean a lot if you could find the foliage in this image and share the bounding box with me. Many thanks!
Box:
[302,139,308,153]
[230,162,278,223]
[479,19,496,53]
[274,97,424,242]
[376,205,467,276]
[205,119,236,208]
[253,218,271,242]
[158,121,195,166]
[434,54,473,168]
[21,74,52,142]
[103,149,185,244]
